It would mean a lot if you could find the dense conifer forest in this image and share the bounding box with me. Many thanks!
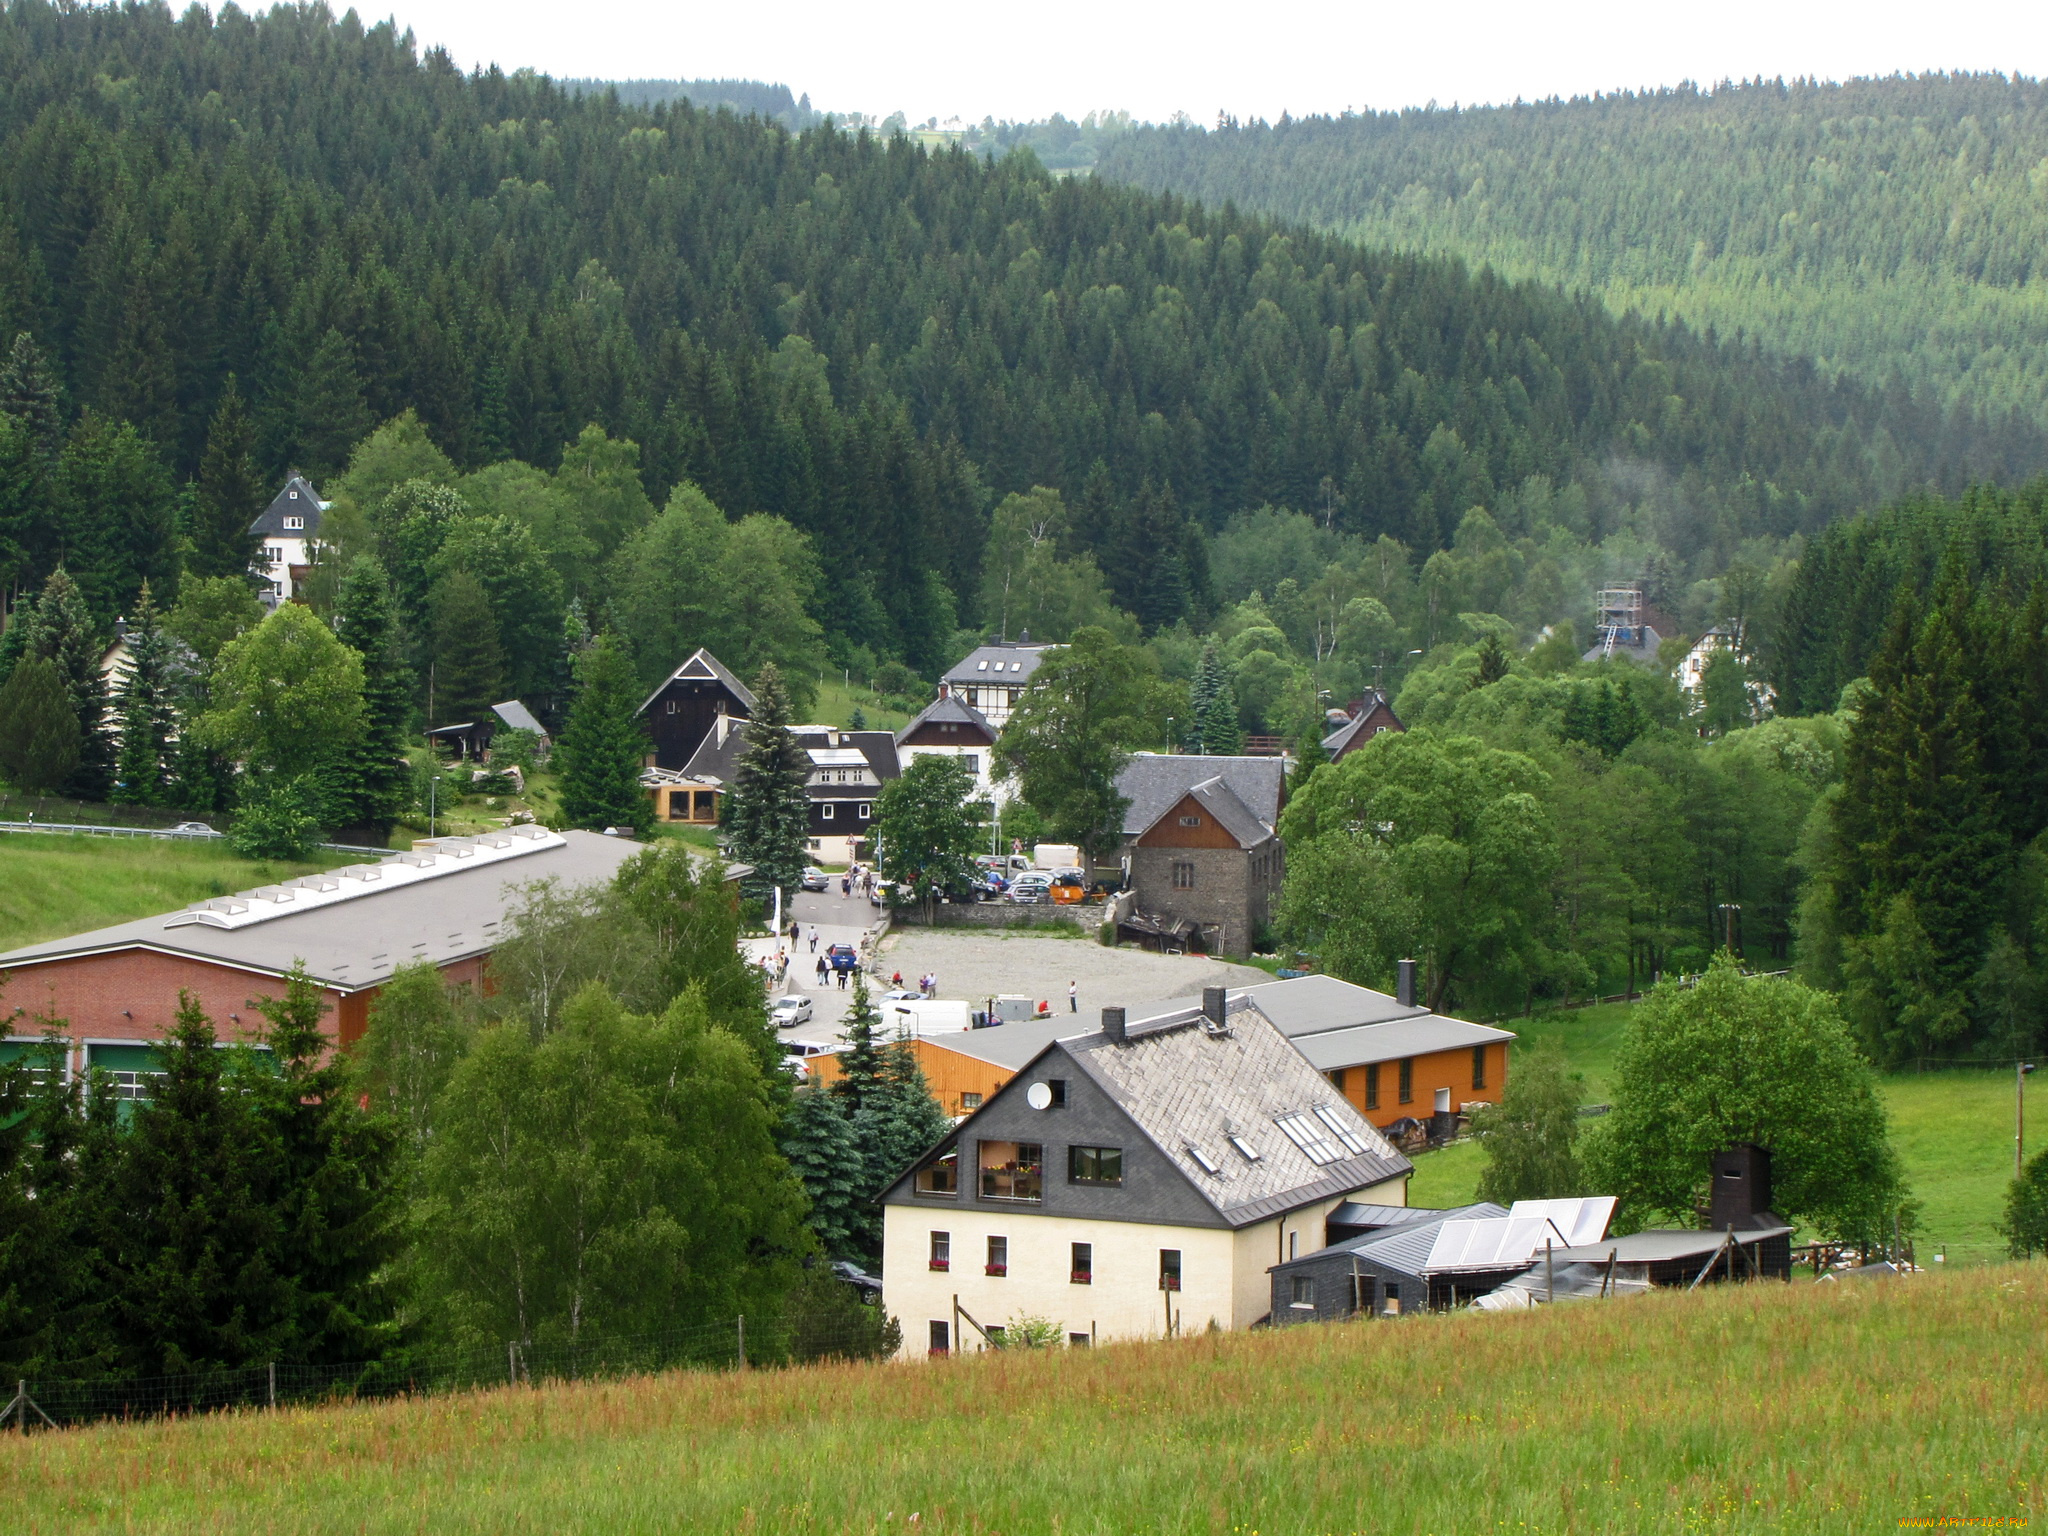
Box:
[0,2,2039,672]
[1096,75,2048,430]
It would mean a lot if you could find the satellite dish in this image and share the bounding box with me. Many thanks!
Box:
[1026,1082,1053,1110]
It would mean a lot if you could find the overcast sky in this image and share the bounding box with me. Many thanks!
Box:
[386,0,2047,125]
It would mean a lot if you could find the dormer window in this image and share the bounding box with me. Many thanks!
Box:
[283,516,304,530]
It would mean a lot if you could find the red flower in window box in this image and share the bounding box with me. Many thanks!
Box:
[985,1263,1007,1276]
[928,1258,949,1272]
[1070,1270,1092,1284]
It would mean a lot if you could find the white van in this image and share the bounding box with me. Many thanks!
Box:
[887,999,972,1037]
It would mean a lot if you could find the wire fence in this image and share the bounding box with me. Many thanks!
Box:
[0,1309,897,1431]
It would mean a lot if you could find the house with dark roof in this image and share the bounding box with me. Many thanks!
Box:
[1112,754,1289,958]
[1320,689,1405,762]
[248,475,327,606]
[0,830,640,1084]
[637,648,755,770]
[880,988,1412,1357]
[664,721,900,861]
[896,694,1002,802]
[937,641,1051,731]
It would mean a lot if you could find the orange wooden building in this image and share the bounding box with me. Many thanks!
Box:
[805,974,1512,1129]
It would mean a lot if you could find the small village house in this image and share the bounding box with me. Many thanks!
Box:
[1112,754,1288,959]
[637,648,754,771]
[879,988,1412,1358]
[1318,689,1405,763]
[896,694,1003,804]
[677,720,901,864]
[249,475,326,607]
[935,640,1050,732]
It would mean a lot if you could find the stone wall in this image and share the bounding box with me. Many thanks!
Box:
[891,902,1108,933]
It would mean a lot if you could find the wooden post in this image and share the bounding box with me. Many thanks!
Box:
[736,1314,746,1371]
[268,1361,276,1410]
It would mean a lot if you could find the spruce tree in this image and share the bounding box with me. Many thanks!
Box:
[0,331,62,461]
[722,662,812,902]
[827,975,888,1117]
[778,1089,867,1260]
[557,630,652,834]
[428,568,504,727]
[1197,671,1243,756]
[0,655,80,792]
[250,966,403,1363]
[187,378,265,580]
[12,568,114,799]
[329,556,414,837]
[1187,644,1225,753]
[101,992,294,1376]
[111,581,178,805]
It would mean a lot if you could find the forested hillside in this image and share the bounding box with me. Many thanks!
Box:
[0,1,2038,674]
[1097,75,2048,430]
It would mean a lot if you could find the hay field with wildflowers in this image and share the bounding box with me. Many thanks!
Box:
[4,1264,2043,1535]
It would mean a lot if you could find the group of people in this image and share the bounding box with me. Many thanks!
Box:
[884,970,939,998]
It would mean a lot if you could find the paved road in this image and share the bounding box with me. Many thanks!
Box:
[743,879,889,1045]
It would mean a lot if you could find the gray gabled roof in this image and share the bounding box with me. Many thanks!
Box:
[636,648,757,719]
[942,642,1050,686]
[1058,997,1411,1228]
[1129,974,1516,1071]
[247,476,326,537]
[900,1014,1101,1072]
[896,693,997,745]
[1321,692,1400,755]
[680,723,746,785]
[491,700,546,735]
[1115,753,1286,837]
[1130,775,1273,849]
[0,830,640,994]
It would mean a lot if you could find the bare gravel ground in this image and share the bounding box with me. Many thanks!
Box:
[871,927,1268,1016]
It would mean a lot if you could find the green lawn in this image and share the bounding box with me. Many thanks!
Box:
[808,677,914,731]
[6,1265,2044,1533]
[1407,1000,2021,1262]
[0,833,347,955]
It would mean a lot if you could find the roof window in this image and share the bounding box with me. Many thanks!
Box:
[1227,1134,1261,1162]
[1186,1143,1223,1175]
[1273,1111,1345,1166]
[977,660,989,670]
[1314,1104,1372,1155]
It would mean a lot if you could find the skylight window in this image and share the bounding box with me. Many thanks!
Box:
[1186,1143,1223,1175]
[977,660,989,670]
[1273,1112,1345,1166]
[1227,1135,1261,1162]
[1314,1105,1372,1155]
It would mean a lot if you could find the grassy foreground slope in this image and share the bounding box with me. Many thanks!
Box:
[5,1266,2043,1534]
[0,834,345,956]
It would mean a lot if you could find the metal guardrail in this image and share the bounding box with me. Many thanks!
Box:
[0,820,391,858]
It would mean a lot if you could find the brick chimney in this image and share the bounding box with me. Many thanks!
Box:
[1708,1144,1773,1230]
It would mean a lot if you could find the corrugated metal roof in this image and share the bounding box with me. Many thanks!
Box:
[1507,1196,1616,1247]
[1548,1224,1793,1265]
[1326,1201,1438,1231]
[1326,1204,1512,1275]
[1292,1014,1517,1071]
[491,700,546,735]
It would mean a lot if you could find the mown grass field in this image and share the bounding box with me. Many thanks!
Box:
[0,833,346,956]
[4,1264,2043,1534]
[1407,1000,2023,1262]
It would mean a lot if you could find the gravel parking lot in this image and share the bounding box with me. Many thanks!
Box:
[870,927,1268,1018]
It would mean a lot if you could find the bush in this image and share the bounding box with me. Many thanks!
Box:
[2004,1150,2048,1258]
[228,774,324,858]
[490,728,543,771]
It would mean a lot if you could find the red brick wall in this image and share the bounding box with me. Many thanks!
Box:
[1,948,489,1068]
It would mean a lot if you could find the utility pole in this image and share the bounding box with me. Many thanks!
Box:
[2019,1062,2038,1178]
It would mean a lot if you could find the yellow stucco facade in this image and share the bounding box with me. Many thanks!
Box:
[883,1173,1408,1358]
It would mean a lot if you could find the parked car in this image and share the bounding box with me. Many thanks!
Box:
[868,880,896,907]
[1006,875,1052,904]
[800,866,830,892]
[976,853,1032,875]
[831,1259,884,1304]
[825,942,859,972]
[771,995,814,1027]
[881,988,922,1003]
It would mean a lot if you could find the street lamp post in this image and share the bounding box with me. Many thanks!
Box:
[1716,902,1742,956]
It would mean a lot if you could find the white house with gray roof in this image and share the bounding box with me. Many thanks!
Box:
[879,987,1411,1357]
[248,475,327,606]
[936,641,1050,731]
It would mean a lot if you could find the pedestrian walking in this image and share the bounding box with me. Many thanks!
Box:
[1069,980,1078,1013]
[816,956,828,986]
[841,873,852,897]
[809,925,819,953]
[838,965,849,990]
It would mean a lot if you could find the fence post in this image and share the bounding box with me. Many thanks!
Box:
[736,1314,746,1371]
[268,1361,276,1410]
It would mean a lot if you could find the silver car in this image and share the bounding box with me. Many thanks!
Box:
[771,995,815,1028]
